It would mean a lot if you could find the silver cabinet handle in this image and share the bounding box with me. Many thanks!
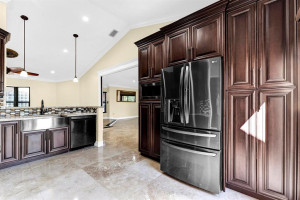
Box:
[162,141,216,157]
[162,127,217,138]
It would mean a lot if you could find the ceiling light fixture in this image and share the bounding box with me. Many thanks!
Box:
[63,49,68,53]
[20,15,28,77]
[132,80,136,83]
[82,16,89,22]
[50,70,55,74]
[73,34,79,83]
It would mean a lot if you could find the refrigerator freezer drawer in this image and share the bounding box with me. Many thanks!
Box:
[160,139,222,194]
[161,126,221,150]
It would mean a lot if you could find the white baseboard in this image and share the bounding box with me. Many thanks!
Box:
[103,116,138,120]
[94,141,105,147]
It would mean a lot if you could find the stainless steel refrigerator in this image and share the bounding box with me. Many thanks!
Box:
[160,57,223,194]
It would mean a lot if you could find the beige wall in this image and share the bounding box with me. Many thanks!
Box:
[79,22,171,106]
[103,86,138,119]
[6,78,57,107]
[56,81,80,106]
[0,2,6,30]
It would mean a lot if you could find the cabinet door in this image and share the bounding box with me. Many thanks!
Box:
[0,121,19,163]
[151,103,161,159]
[227,4,256,89]
[151,39,165,79]
[21,130,47,159]
[191,13,224,60]
[138,45,151,80]
[258,0,296,88]
[48,127,69,154]
[226,90,256,192]
[166,28,190,66]
[139,103,151,154]
[257,89,296,200]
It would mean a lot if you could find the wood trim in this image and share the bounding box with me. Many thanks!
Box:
[297,1,300,199]
[135,31,164,47]
[0,28,10,44]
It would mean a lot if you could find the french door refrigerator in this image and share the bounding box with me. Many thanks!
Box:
[160,57,223,194]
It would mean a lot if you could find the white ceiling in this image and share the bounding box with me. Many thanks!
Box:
[102,67,138,89]
[5,0,218,82]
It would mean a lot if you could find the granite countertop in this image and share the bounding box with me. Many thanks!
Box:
[0,113,97,122]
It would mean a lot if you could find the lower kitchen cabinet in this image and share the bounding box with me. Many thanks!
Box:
[48,127,69,154]
[226,88,297,200]
[21,130,47,159]
[0,121,19,164]
[139,102,161,160]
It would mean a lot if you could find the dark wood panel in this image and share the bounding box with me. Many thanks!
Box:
[138,45,151,80]
[258,0,296,88]
[166,28,189,66]
[257,89,296,200]
[151,103,161,159]
[191,13,223,60]
[48,127,69,154]
[21,130,47,159]
[139,103,151,154]
[0,121,19,163]
[151,39,165,79]
[226,90,256,192]
[227,3,256,89]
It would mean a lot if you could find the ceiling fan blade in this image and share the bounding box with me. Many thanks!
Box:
[6,48,19,58]
[6,67,23,74]
[27,72,39,76]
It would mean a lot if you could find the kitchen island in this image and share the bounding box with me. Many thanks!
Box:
[0,110,101,169]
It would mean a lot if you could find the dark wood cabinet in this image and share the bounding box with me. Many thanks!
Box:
[21,130,47,159]
[138,45,151,80]
[227,3,256,89]
[139,102,161,159]
[257,0,296,89]
[166,28,190,66]
[151,103,161,158]
[151,39,165,79]
[0,121,19,164]
[0,29,10,97]
[139,103,151,154]
[257,89,296,200]
[226,90,256,193]
[191,13,224,61]
[48,127,69,154]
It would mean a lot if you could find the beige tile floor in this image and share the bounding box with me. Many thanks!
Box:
[0,118,256,200]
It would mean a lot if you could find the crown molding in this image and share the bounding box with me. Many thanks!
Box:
[0,28,10,44]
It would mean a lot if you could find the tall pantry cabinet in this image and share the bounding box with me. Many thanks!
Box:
[225,0,297,200]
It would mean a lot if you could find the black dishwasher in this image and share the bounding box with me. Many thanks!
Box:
[70,115,96,150]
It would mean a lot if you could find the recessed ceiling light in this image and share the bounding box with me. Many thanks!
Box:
[132,80,136,83]
[63,49,68,53]
[82,16,89,22]
[50,70,55,74]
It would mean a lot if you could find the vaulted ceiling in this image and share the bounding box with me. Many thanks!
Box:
[5,0,218,82]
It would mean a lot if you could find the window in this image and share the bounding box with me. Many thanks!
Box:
[102,92,107,113]
[116,90,136,102]
[6,87,30,107]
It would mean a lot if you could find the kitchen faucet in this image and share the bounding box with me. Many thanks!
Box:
[41,99,45,115]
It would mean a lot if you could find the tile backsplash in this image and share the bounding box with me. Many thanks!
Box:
[0,106,99,118]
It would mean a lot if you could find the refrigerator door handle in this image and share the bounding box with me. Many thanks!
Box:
[162,141,217,157]
[184,64,190,123]
[179,66,185,124]
[162,126,217,138]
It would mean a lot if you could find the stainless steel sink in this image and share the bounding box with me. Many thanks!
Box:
[20,116,69,132]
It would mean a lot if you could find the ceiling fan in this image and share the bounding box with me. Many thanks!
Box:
[7,67,39,76]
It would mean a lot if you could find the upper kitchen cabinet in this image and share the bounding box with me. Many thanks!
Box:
[138,45,151,81]
[136,31,165,82]
[0,29,11,97]
[227,3,256,90]
[165,28,190,66]
[257,0,296,89]
[191,13,224,61]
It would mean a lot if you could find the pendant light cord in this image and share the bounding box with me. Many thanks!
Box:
[75,36,77,78]
[23,18,26,71]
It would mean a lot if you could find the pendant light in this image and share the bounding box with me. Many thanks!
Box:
[73,34,79,82]
[20,15,28,77]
